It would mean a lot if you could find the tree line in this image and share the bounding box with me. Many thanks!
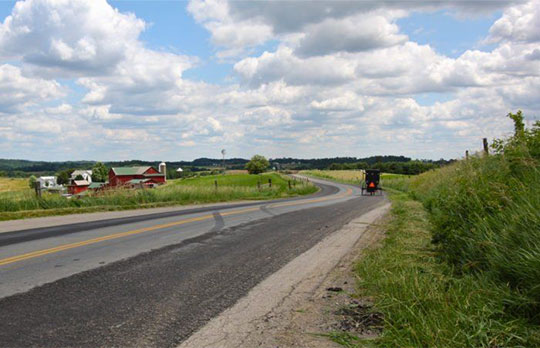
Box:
[325,160,447,175]
[0,155,453,178]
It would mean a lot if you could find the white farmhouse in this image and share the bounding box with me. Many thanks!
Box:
[37,176,62,190]
[70,170,93,183]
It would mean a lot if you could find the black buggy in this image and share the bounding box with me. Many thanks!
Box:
[361,169,382,196]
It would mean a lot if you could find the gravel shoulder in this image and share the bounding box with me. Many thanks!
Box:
[178,202,390,348]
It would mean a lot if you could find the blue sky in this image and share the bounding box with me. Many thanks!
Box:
[0,0,538,161]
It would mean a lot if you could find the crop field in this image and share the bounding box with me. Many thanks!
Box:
[0,177,29,193]
[0,173,316,221]
[169,172,283,187]
[302,170,405,185]
[224,169,248,175]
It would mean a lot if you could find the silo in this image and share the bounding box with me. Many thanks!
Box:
[159,161,167,182]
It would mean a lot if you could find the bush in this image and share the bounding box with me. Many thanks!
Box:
[28,175,36,189]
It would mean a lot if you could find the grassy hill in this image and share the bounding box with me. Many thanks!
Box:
[332,113,540,347]
[0,173,316,221]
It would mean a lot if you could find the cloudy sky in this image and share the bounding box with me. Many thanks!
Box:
[0,0,538,161]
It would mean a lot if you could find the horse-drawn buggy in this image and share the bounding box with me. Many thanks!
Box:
[361,169,382,196]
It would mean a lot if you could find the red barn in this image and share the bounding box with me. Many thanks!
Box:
[68,180,90,195]
[108,166,166,187]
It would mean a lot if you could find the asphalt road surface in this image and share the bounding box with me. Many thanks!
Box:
[0,176,385,347]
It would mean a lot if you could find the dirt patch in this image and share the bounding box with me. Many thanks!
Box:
[262,220,386,347]
[334,299,383,336]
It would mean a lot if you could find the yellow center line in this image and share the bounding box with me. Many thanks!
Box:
[0,187,355,267]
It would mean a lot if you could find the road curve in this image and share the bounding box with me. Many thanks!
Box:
[0,176,385,347]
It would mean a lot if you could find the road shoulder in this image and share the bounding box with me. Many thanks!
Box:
[178,202,390,348]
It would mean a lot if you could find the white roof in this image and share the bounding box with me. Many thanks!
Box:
[72,170,92,176]
[176,167,183,172]
[73,180,90,186]
[38,176,56,180]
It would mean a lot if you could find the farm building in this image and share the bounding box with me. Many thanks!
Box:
[37,176,62,190]
[67,181,106,195]
[67,180,90,195]
[70,170,93,183]
[108,166,166,187]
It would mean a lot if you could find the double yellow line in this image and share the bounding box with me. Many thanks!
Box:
[0,187,353,267]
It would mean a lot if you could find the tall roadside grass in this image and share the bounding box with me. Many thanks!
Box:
[332,113,540,347]
[385,117,540,321]
[350,192,540,347]
[0,173,316,221]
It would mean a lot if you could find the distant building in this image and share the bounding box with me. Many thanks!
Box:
[37,176,62,190]
[67,180,90,195]
[108,166,166,187]
[159,162,167,182]
[88,182,106,190]
[67,181,106,195]
[70,170,93,183]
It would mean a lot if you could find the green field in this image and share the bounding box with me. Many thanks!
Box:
[0,173,316,221]
[0,177,29,193]
[302,169,406,185]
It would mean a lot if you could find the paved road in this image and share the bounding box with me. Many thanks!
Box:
[0,177,385,347]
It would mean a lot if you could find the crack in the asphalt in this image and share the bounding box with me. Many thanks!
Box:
[209,211,225,233]
[260,204,276,217]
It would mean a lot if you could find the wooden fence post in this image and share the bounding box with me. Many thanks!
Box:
[214,180,218,191]
[268,178,272,188]
[288,180,291,190]
[483,138,489,155]
[465,150,469,159]
[34,181,42,198]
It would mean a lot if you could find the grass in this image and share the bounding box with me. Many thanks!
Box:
[0,177,29,193]
[302,170,405,185]
[320,120,540,347]
[0,173,317,221]
[383,154,540,319]
[343,192,540,347]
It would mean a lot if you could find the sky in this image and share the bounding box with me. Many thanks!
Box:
[0,0,538,161]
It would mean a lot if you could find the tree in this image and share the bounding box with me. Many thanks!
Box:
[328,163,343,170]
[74,174,84,180]
[245,155,269,174]
[56,169,74,185]
[92,162,108,182]
[508,110,525,138]
[28,175,37,189]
